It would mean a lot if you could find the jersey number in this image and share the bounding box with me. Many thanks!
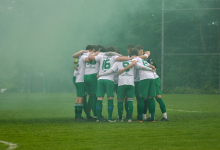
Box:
[142,60,149,67]
[123,62,130,72]
[102,59,110,70]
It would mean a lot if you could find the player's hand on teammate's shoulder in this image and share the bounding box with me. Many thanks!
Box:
[130,56,136,59]
[119,69,125,75]
[84,50,90,53]
[150,65,156,71]
[94,51,100,56]
[97,74,100,79]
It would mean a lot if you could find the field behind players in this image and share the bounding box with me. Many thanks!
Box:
[0,93,220,150]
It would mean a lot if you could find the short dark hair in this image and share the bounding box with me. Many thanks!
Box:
[128,47,137,54]
[97,45,105,50]
[100,48,106,52]
[147,57,152,63]
[129,49,138,57]
[86,45,94,50]
[92,45,98,52]
[116,49,121,54]
[106,46,116,52]
[127,44,135,50]
[135,45,144,50]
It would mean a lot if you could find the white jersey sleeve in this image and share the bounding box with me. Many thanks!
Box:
[76,54,87,83]
[111,62,118,72]
[137,57,155,80]
[111,62,119,84]
[144,54,149,58]
[85,52,100,75]
[153,71,159,79]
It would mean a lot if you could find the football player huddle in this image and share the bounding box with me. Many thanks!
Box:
[72,44,168,122]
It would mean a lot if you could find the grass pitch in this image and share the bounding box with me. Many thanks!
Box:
[0,93,220,150]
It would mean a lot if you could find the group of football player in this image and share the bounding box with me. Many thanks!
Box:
[72,44,168,122]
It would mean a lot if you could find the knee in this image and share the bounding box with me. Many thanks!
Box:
[118,99,124,102]
[97,97,103,101]
[156,95,161,99]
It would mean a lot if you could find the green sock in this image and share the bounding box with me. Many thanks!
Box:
[77,103,83,118]
[108,99,114,120]
[74,103,78,118]
[91,96,97,116]
[83,99,90,117]
[138,97,144,120]
[96,100,102,120]
[88,96,91,113]
[136,97,139,117]
[125,101,128,115]
[156,98,166,113]
[118,101,123,120]
[127,99,133,120]
[143,100,148,114]
[149,98,155,121]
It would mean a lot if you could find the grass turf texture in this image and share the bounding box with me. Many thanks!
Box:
[0,93,220,150]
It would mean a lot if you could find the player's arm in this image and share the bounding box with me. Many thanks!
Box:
[74,65,77,70]
[149,64,156,71]
[88,52,96,61]
[116,56,134,61]
[97,70,114,79]
[93,51,100,56]
[97,63,118,78]
[135,63,153,71]
[119,60,137,75]
[138,51,150,60]
[85,57,90,63]
[105,52,122,57]
[72,50,89,58]
[74,59,78,64]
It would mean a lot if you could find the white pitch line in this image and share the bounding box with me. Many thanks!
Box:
[0,141,18,150]
[104,105,200,112]
[160,108,201,112]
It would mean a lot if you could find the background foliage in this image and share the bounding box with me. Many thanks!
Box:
[0,0,219,93]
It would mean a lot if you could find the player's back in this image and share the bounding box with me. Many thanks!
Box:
[137,57,154,80]
[113,60,135,86]
[85,53,100,75]
[76,53,88,82]
[97,54,118,81]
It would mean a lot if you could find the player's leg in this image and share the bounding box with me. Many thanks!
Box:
[88,74,98,118]
[75,97,79,119]
[117,85,126,122]
[155,95,168,121]
[73,76,76,87]
[148,79,156,122]
[143,98,149,120]
[138,79,149,122]
[73,76,78,119]
[124,96,128,119]
[126,85,135,122]
[106,80,115,122]
[134,82,139,119]
[75,82,86,120]
[96,80,105,121]
[82,80,91,119]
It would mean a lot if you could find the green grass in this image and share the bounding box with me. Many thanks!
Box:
[0,93,220,150]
